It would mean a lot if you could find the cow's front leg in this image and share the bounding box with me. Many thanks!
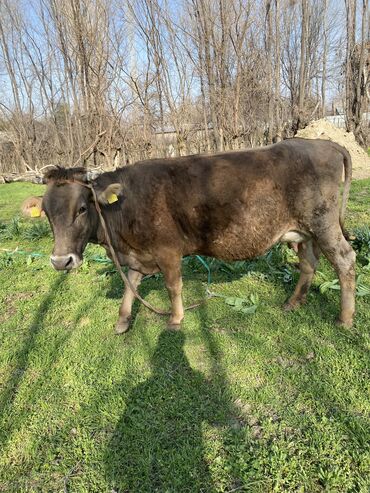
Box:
[160,257,184,330]
[116,269,143,334]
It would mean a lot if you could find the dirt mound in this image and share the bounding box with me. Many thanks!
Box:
[295,119,370,179]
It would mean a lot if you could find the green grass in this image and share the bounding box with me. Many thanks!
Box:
[0,182,46,221]
[0,181,369,492]
[346,178,370,229]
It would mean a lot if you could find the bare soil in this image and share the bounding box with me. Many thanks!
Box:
[295,119,370,179]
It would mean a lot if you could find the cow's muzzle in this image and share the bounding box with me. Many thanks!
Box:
[50,254,82,271]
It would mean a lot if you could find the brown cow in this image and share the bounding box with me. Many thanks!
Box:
[24,138,356,331]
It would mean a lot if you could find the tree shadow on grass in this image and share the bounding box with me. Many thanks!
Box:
[0,280,114,490]
[0,273,87,457]
[104,329,237,493]
[0,275,67,431]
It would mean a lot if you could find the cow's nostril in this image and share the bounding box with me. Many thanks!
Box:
[65,256,73,269]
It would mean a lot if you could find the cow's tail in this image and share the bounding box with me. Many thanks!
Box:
[339,145,352,239]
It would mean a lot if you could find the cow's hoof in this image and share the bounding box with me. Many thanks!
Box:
[283,302,296,312]
[167,322,182,331]
[283,296,306,311]
[115,320,130,334]
[335,317,353,328]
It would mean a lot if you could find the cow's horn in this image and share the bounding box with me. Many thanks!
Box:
[86,170,101,181]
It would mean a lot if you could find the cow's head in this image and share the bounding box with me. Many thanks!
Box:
[23,167,122,271]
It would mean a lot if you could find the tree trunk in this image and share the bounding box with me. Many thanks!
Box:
[297,0,308,128]
[321,0,328,118]
[266,1,274,143]
[345,0,356,133]
[274,0,281,140]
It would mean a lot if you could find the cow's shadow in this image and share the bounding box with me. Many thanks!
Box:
[104,329,234,492]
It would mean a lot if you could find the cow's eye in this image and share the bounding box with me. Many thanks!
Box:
[77,205,87,216]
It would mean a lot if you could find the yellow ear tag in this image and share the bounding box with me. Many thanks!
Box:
[30,206,41,218]
[107,192,118,204]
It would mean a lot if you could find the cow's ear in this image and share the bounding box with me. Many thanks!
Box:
[96,183,123,205]
[21,196,45,218]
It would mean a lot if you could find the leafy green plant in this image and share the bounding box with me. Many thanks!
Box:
[245,271,268,281]
[0,215,50,241]
[182,255,257,282]
[362,253,370,271]
[317,271,340,293]
[319,278,340,294]
[210,291,260,314]
[318,271,370,297]
[23,221,51,241]
[213,259,254,275]
[262,244,297,284]
[0,217,22,240]
[351,226,370,253]
[351,226,370,270]
[0,253,13,269]
[268,264,294,284]
[356,274,370,297]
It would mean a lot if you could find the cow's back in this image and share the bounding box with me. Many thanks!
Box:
[101,139,346,260]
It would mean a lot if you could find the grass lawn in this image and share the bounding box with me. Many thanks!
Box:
[0,180,369,492]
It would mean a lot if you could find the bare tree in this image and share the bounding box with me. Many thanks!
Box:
[345,0,369,144]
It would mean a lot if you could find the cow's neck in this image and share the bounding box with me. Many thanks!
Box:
[89,208,116,250]
[95,221,108,247]
[90,209,136,260]
[87,207,104,245]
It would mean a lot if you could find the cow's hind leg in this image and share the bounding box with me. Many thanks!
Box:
[116,269,143,334]
[284,240,320,311]
[316,230,356,327]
